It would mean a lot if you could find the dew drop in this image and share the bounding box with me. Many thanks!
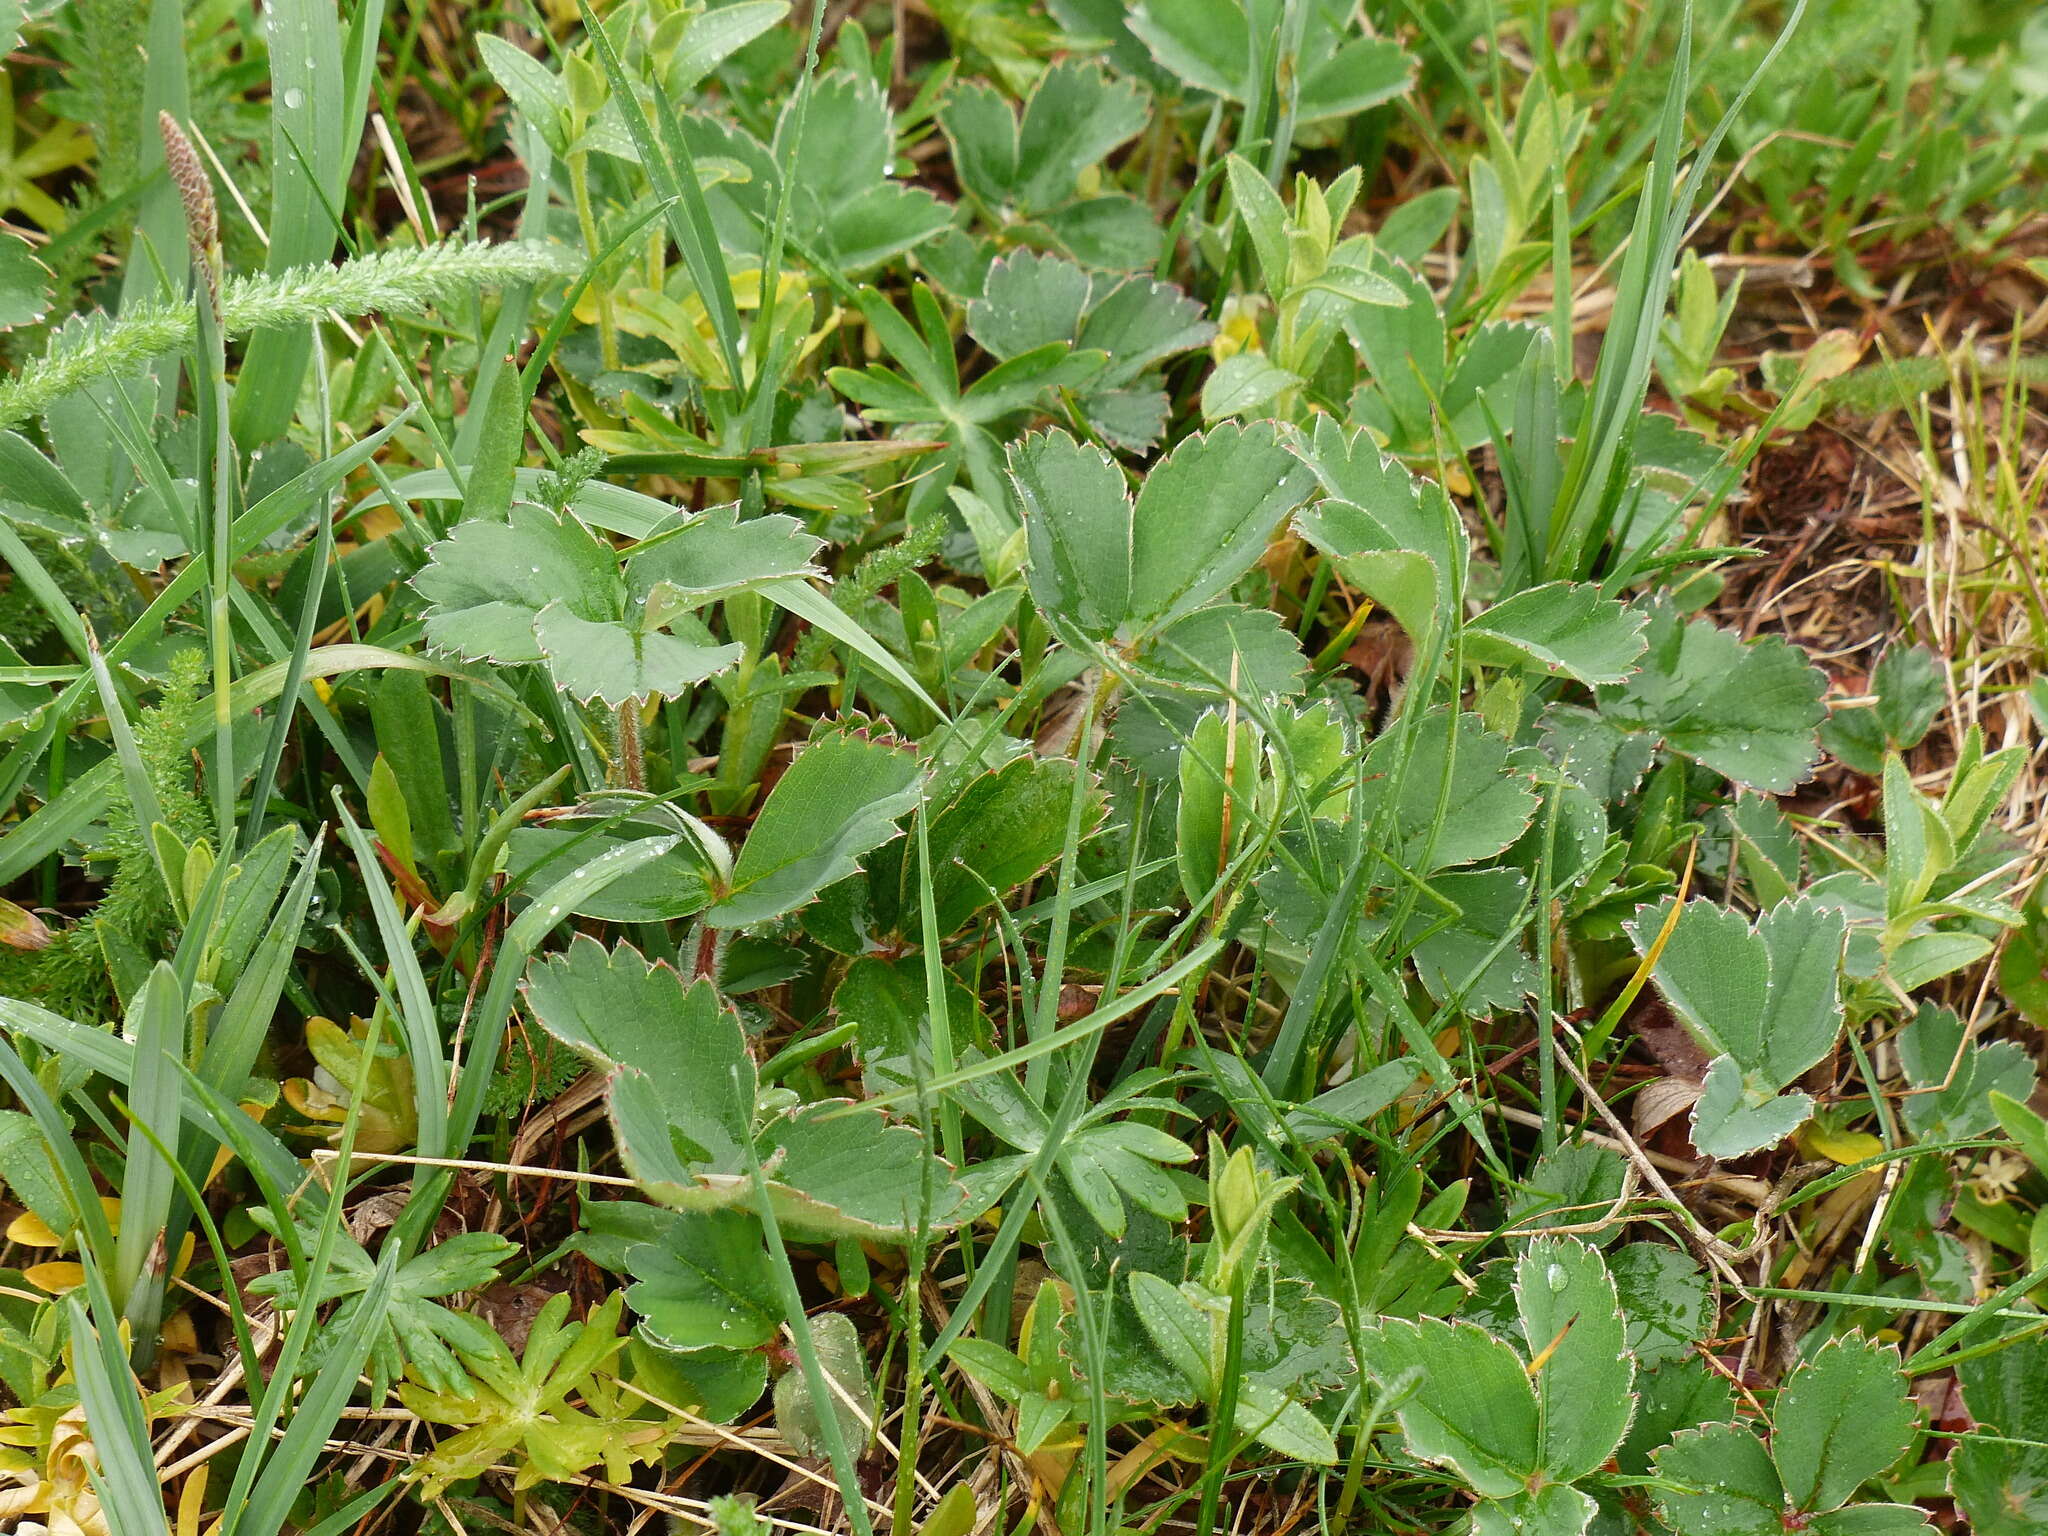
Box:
[281,87,306,110]
[1545,1262,1568,1293]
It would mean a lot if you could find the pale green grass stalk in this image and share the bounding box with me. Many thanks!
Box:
[0,241,572,430]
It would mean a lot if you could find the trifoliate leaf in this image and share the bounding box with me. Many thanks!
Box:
[1895,1003,2037,1143]
[1129,0,1413,124]
[1294,419,1469,642]
[690,70,951,274]
[1112,603,1309,777]
[1009,422,1315,644]
[938,58,1151,251]
[628,504,824,610]
[416,501,810,704]
[1628,897,1847,1157]
[1597,598,1828,792]
[1389,867,1538,1016]
[530,605,741,705]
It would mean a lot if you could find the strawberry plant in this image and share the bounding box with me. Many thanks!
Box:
[1,1,2045,1533]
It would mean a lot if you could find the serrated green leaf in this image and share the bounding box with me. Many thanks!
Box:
[624,1210,779,1353]
[1515,1238,1633,1482]
[525,938,756,1168]
[1628,896,1846,1156]
[1620,1358,1736,1476]
[1009,421,1315,643]
[706,731,922,927]
[1597,599,1828,792]
[1773,1335,1917,1515]
[1896,1004,2037,1143]
[1654,1421,1784,1536]
[416,505,623,667]
[1467,583,1650,687]
[1357,710,1538,872]
[1130,0,1412,123]
[1693,1059,1817,1160]
[1950,1330,2048,1534]
[627,505,824,609]
[1391,867,1538,1016]
[1360,1317,1538,1498]
[532,605,742,705]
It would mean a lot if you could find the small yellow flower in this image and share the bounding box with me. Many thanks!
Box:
[1210,295,1268,363]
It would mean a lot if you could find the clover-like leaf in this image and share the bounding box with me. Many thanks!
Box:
[1598,598,1829,792]
[1894,1004,2037,1143]
[525,936,756,1169]
[527,938,964,1239]
[627,503,823,612]
[938,59,1156,268]
[967,251,1213,449]
[1129,0,1414,125]
[1294,419,1468,643]
[687,70,950,275]
[1627,896,1847,1158]
[416,501,817,705]
[1009,422,1315,644]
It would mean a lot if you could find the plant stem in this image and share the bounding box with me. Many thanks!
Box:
[568,150,620,372]
[616,698,644,790]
